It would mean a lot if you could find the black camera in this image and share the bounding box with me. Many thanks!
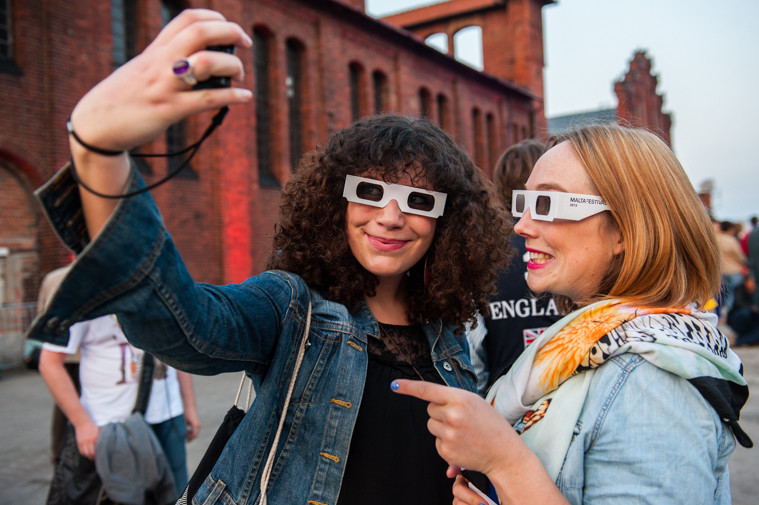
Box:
[193,45,236,90]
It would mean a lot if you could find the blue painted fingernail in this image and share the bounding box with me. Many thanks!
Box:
[390,381,399,391]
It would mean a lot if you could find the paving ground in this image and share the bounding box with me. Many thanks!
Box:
[1,346,757,504]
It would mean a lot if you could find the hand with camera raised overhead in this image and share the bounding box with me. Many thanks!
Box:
[67,9,253,237]
[70,9,251,155]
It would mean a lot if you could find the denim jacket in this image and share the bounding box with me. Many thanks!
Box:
[558,353,735,505]
[28,165,479,505]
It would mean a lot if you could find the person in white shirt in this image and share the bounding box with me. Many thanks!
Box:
[39,314,201,502]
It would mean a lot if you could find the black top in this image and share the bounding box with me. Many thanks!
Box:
[336,322,451,505]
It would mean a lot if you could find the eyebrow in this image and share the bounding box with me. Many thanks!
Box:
[532,183,570,192]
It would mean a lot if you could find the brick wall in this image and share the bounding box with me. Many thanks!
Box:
[0,0,545,303]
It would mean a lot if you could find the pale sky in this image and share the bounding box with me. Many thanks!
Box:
[365,0,759,224]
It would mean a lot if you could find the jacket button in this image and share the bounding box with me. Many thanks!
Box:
[442,362,452,371]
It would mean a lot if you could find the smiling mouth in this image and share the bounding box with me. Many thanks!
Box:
[529,251,553,264]
[368,234,409,250]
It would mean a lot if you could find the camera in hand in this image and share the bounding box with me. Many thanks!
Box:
[193,45,236,90]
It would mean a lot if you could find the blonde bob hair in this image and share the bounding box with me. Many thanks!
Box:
[550,124,720,311]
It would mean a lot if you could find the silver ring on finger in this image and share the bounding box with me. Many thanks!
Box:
[172,59,197,86]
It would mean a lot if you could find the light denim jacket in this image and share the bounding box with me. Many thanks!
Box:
[28,165,479,505]
[558,353,735,505]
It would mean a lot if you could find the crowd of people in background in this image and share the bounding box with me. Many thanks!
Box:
[716,215,759,347]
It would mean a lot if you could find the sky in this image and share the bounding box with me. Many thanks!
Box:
[365,0,759,224]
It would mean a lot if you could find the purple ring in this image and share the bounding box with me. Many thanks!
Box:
[172,59,191,76]
[172,59,197,86]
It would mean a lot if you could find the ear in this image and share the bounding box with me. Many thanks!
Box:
[609,219,625,256]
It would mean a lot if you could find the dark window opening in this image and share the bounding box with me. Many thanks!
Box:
[0,0,11,60]
[372,70,388,114]
[254,28,277,187]
[419,88,432,119]
[286,38,305,170]
[486,113,496,173]
[162,1,195,178]
[0,0,20,74]
[349,62,364,122]
[112,0,137,68]
[472,108,484,168]
[437,94,449,131]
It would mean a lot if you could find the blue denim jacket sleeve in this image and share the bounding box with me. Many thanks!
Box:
[558,354,735,505]
[27,162,296,376]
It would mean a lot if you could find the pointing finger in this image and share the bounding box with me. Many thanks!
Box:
[390,378,454,404]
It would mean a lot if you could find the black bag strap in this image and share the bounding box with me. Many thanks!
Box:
[132,353,155,414]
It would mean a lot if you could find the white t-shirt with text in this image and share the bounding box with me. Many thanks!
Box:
[43,314,183,426]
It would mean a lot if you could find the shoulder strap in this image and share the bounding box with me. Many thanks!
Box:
[133,353,155,414]
[259,300,312,505]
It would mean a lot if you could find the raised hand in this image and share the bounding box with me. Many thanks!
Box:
[68,9,254,237]
[69,9,252,155]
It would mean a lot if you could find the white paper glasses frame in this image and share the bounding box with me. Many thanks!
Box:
[512,189,610,222]
[343,175,447,218]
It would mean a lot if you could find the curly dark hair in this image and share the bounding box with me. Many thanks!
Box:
[267,114,512,328]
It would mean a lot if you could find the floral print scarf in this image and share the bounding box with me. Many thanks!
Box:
[486,299,751,479]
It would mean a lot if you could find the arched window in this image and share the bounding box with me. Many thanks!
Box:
[424,32,448,54]
[419,88,432,119]
[286,38,305,169]
[112,0,137,68]
[436,93,449,131]
[162,1,196,178]
[0,0,19,74]
[349,62,365,122]
[254,27,277,186]
[372,70,389,114]
[453,26,483,70]
[486,113,496,173]
[509,123,518,144]
[472,108,484,168]
[1,0,13,63]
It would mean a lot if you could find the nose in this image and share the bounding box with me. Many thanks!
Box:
[376,199,406,228]
[513,209,536,238]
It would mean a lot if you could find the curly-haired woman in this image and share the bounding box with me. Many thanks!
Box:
[28,10,511,505]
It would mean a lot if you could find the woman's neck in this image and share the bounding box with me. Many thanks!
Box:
[366,276,411,325]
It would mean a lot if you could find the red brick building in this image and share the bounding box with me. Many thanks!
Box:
[0,0,554,310]
[548,50,673,147]
[614,51,672,146]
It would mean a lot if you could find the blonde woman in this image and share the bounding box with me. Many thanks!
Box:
[396,124,751,505]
